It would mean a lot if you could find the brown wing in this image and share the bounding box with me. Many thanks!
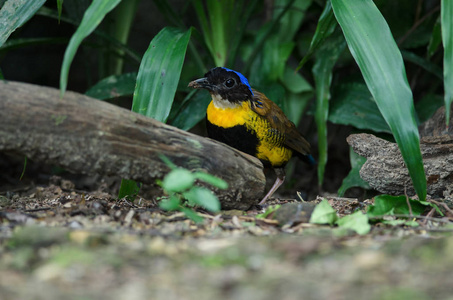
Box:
[250,89,311,157]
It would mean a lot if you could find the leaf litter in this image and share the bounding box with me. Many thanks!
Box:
[1,176,453,300]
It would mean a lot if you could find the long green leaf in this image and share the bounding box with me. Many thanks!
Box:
[312,32,346,187]
[132,27,191,122]
[441,0,453,125]
[331,0,426,201]
[0,0,46,47]
[297,0,336,70]
[60,0,121,96]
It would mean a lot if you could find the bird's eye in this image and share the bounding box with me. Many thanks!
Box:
[225,78,235,88]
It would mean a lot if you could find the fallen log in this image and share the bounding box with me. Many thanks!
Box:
[0,81,265,210]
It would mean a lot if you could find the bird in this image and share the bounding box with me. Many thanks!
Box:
[188,67,314,205]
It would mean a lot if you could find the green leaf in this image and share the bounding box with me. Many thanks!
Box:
[337,147,370,197]
[183,187,220,213]
[117,178,140,201]
[0,37,68,52]
[427,17,441,58]
[179,207,204,223]
[158,154,177,170]
[256,205,281,219]
[309,199,338,225]
[312,32,346,187]
[159,195,181,211]
[336,211,370,235]
[86,72,137,100]
[57,0,63,23]
[19,156,27,181]
[329,83,391,133]
[132,27,191,122]
[367,195,427,218]
[0,0,46,47]
[281,66,313,94]
[193,172,228,190]
[442,0,453,125]
[162,168,195,193]
[170,90,210,131]
[60,0,121,96]
[382,219,419,227]
[297,0,336,70]
[331,0,427,201]
[283,91,312,125]
[243,0,296,74]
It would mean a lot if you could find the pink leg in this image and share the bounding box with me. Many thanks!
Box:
[258,168,285,205]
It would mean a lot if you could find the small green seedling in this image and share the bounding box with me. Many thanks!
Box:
[158,154,228,223]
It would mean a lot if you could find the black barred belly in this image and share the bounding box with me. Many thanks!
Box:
[206,120,260,160]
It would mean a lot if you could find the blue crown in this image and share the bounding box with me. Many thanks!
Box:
[222,67,254,95]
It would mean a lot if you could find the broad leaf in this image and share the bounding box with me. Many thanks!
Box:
[132,27,191,122]
[367,195,427,218]
[329,83,391,133]
[336,211,370,235]
[86,72,136,100]
[0,0,46,47]
[162,168,195,193]
[117,179,140,201]
[309,199,338,225]
[332,0,427,201]
[183,187,220,213]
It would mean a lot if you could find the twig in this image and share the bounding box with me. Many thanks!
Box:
[429,199,453,216]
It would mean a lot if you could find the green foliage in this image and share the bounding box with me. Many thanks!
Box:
[331,0,426,201]
[0,0,46,47]
[309,199,338,225]
[312,32,346,187]
[60,0,122,96]
[158,159,227,223]
[441,0,453,125]
[367,194,441,218]
[337,147,370,197]
[367,195,426,217]
[309,199,369,234]
[336,211,370,235]
[310,195,441,235]
[1,0,452,203]
[85,72,137,100]
[117,179,141,201]
[132,27,191,122]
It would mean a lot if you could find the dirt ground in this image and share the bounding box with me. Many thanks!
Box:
[1,156,453,300]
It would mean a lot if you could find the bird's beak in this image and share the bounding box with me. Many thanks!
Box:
[188,78,211,90]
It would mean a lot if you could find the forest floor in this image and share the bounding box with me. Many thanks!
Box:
[1,164,453,300]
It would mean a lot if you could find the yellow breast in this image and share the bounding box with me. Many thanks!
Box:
[206,100,251,128]
[206,100,293,167]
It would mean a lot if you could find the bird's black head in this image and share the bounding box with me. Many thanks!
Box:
[188,67,254,104]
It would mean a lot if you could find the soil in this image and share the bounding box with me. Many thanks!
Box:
[1,154,453,300]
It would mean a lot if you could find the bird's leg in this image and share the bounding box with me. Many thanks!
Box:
[258,168,285,205]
